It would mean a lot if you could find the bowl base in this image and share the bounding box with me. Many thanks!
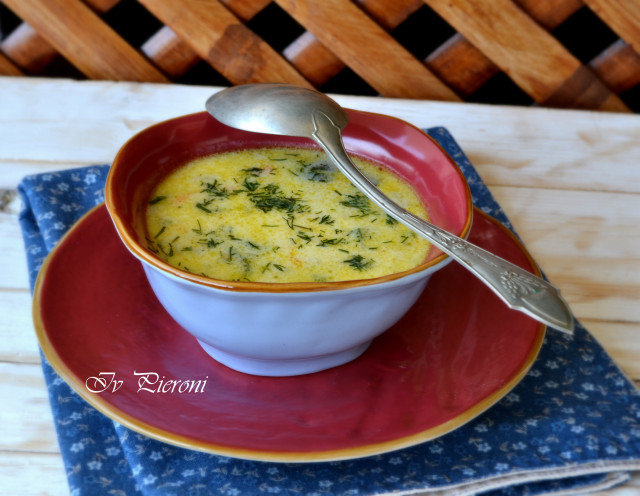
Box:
[196,340,371,377]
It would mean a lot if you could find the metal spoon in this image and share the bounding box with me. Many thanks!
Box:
[206,84,574,334]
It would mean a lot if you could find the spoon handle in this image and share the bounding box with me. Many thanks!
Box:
[311,110,574,334]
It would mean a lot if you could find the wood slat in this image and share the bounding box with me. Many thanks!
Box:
[0,362,60,454]
[426,34,498,97]
[221,0,270,22]
[4,78,640,194]
[0,51,22,76]
[0,451,67,496]
[490,185,640,322]
[141,26,199,79]
[590,39,640,94]
[0,0,121,75]
[142,0,394,87]
[141,0,270,80]
[0,290,40,365]
[0,24,56,74]
[1,0,167,82]
[138,0,310,87]
[353,0,423,31]
[583,319,640,380]
[283,31,345,87]
[0,213,30,291]
[514,0,583,30]
[0,160,96,190]
[282,0,421,89]
[427,0,583,98]
[84,0,121,11]
[423,0,629,112]
[275,0,459,100]
[1,0,637,114]
[584,0,640,58]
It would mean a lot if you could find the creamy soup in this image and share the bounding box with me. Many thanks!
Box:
[145,148,430,283]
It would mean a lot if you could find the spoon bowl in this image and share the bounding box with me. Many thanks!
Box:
[207,84,348,137]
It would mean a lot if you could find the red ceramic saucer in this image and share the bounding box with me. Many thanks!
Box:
[34,205,545,462]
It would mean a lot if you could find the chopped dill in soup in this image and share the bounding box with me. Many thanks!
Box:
[145,147,430,283]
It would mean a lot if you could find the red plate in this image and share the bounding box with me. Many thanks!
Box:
[34,205,544,462]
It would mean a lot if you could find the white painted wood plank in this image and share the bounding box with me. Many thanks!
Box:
[1,77,640,194]
[491,186,640,322]
[337,94,640,195]
[0,362,59,453]
[0,213,30,290]
[0,120,135,165]
[584,319,640,381]
[0,160,94,189]
[0,290,39,364]
[0,451,68,496]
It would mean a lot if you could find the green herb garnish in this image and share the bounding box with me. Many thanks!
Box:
[248,183,302,213]
[242,167,263,176]
[201,238,223,248]
[243,177,259,192]
[343,254,372,271]
[149,195,167,205]
[159,242,174,257]
[340,193,372,216]
[196,202,212,213]
[317,238,343,247]
[201,179,229,198]
[318,214,334,225]
[297,231,313,244]
[301,162,334,182]
[284,215,295,229]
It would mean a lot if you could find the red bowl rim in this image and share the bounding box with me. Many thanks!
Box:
[105,109,473,293]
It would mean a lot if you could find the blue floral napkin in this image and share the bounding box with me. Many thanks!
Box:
[18,128,640,496]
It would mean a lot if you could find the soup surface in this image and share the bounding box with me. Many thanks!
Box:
[146,147,430,283]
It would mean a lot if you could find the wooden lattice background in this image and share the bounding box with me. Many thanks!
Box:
[1,0,640,112]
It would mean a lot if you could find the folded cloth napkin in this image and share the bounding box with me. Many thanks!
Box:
[18,127,640,496]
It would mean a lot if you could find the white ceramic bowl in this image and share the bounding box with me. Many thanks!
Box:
[105,109,472,376]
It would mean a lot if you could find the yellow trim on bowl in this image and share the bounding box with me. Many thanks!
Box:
[105,110,474,293]
[33,206,545,463]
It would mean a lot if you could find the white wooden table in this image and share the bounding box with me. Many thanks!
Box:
[0,77,638,495]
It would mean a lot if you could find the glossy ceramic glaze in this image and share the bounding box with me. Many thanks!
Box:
[34,205,545,462]
[105,110,472,375]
